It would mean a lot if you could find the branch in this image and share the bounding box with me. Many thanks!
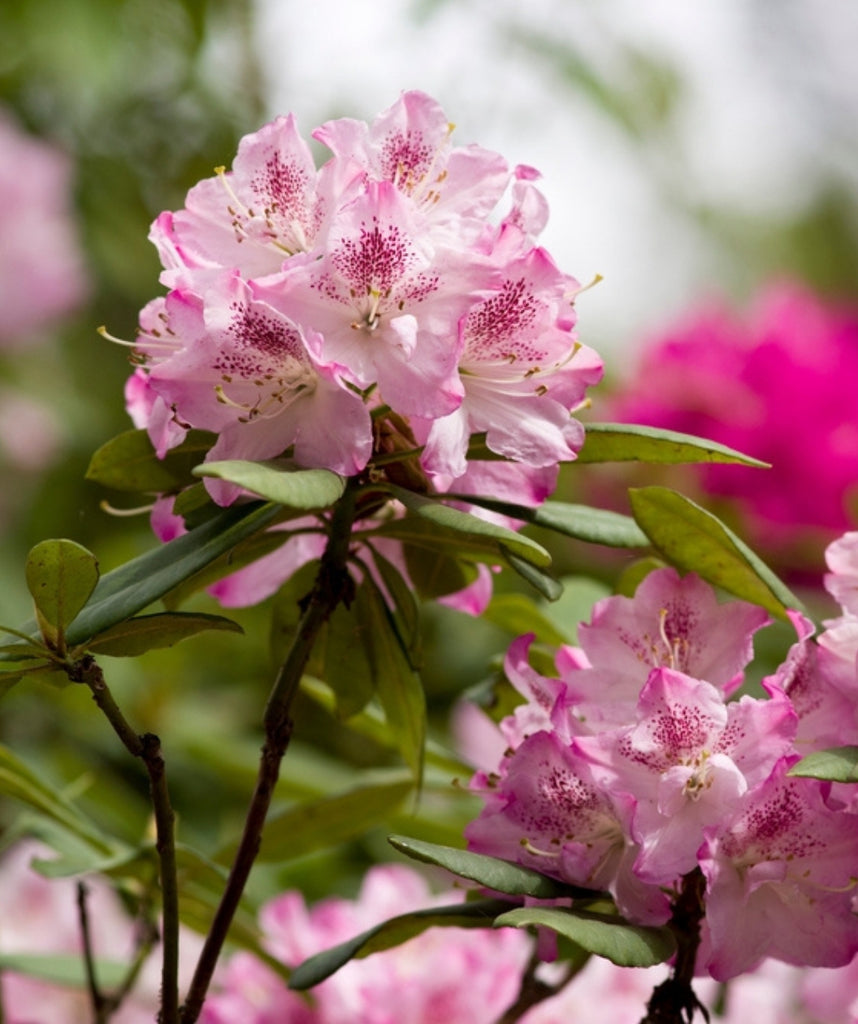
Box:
[70,656,180,1024]
[496,953,568,1024]
[179,479,360,1023]
[640,868,709,1024]
[77,882,108,1024]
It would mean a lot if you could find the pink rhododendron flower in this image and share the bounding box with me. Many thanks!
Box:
[122,90,603,610]
[609,282,858,546]
[0,109,88,345]
[699,758,858,980]
[465,561,858,985]
[576,668,796,883]
[201,864,531,1024]
[498,567,770,742]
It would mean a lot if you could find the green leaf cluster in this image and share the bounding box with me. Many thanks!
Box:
[289,836,674,989]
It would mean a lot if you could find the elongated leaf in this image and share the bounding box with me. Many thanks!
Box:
[25,540,99,650]
[59,502,279,648]
[388,836,598,899]
[629,487,802,619]
[402,541,477,600]
[494,906,675,967]
[450,496,649,549]
[216,771,414,865]
[504,549,563,601]
[83,612,243,658]
[0,745,113,852]
[163,523,308,610]
[0,953,128,990]
[367,547,420,653]
[362,580,426,780]
[387,485,551,568]
[290,898,511,990]
[86,428,215,493]
[323,590,375,719]
[577,423,768,466]
[532,502,649,547]
[787,746,858,783]
[195,461,345,509]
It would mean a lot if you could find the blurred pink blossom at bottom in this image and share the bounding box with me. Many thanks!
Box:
[0,841,200,1023]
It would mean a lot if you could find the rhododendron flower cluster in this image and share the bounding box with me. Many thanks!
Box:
[465,560,858,981]
[608,282,858,545]
[127,90,602,492]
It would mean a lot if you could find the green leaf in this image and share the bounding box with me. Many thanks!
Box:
[0,745,114,853]
[402,542,478,600]
[367,547,420,653]
[787,746,858,783]
[25,540,99,651]
[268,559,323,667]
[323,591,376,719]
[451,496,649,549]
[531,502,649,548]
[386,485,551,568]
[493,906,675,967]
[83,612,243,658]
[164,522,308,610]
[61,502,280,647]
[86,428,215,493]
[577,423,769,467]
[362,579,426,781]
[388,836,598,900]
[195,461,346,508]
[0,952,128,990]
[504,550,564,601]
[289,898,511,990]
[628,487,802,619]
[216,770,414,864]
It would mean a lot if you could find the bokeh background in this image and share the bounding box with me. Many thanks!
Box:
[1,0,857,910]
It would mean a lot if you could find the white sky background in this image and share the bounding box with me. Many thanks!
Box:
[251,0,858,361]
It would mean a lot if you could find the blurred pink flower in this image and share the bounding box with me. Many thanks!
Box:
[0,841,200,1024]
[0,110,88,345]
[202,863,531,1024]
[609,282,858,543]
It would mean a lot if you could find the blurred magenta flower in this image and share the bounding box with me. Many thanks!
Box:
[0,110,88,345]
[609,282,858,545]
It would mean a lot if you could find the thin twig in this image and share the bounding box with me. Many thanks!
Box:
[70,657,180,1024]
[179,479,360,1023]
[77,881,108,1024]
[496,960,558,1023]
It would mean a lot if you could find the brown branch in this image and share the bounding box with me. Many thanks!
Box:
[640,868,710,1024]
[70,657,180,1024]
[179,479,359,1023]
